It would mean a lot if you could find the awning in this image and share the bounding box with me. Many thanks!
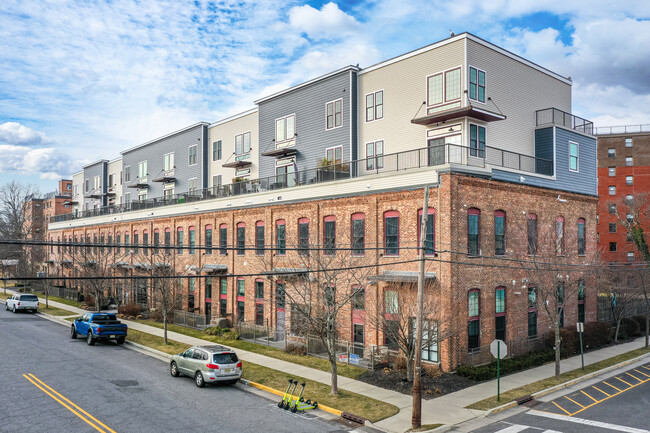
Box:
[201,264,228,274]
[152,171,176,183]
[62,199,78,205]
[133,262,151,271]
[60,259,73,267]
[222,160,252,169]
[81,260,97,267]
[411,105,506,126]
[261,147,298,158]
[368,270,437,284]
[111,261,129,269]
[267,268,309,279]
[154,262,171,268]
[126,178,149,189]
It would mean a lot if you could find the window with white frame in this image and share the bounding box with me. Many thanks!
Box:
[625,138,633,147]
[138,190,147,201]
[608,148,615,158]
[212,175,222,188]
[124,166,131,182]
[427,67,461,108]
[213,140,222,161]
[608,167,616,176]
[325,146,342,165]
[188,178,198,193]
[163,183,174,198]
[164,152,174,171]
[93,176,100,190]
[366,140,384,170]
[326,99,342,130]
[235,132,251,156]
[138,161,147,180]
[124,192,131,203]
[569,141,579,171]
[469,67,486,103]
[626,157,633,166]
[609,185,616,195]
[275,114,295,147]
[365,90,384,122]
[626,176,633,185]
[188,145,197,165]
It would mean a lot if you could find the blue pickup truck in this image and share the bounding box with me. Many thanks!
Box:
[70,313,128,346]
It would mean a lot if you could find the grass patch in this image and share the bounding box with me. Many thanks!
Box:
[466,346,650,411]
[39,306,76,316]
[121,327,398,422]
[133,319,366,380]
[242,362,399,422]
[0,293,10,300]
[41,295,82,308]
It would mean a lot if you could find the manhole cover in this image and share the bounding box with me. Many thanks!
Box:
[110,380,139,387]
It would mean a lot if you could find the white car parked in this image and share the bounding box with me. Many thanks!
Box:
[5,293,39,313]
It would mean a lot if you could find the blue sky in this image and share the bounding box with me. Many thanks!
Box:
[1,0,649,192]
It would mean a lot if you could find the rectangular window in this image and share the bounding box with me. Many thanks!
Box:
[133,232,139,254]
[555,217,564,255]
[352,215,365,255]
[384,213,399,256]
[626,157,633,166]
[609,222,616,233]
[237,224,245,255]
[418,211,435,255]
[385,290,398,314]
[163,152,174,171]
[445,68,461,101]
[213,140,222,161]
[164,230,170,254]
[628,252,635,262]
[495,288,505,341]
[578,281,585,323]
[577,218,586,256]
[625,138,633,147]
[220,225,227,255]
[469,67,486,103]
[366,140,384,170]
[205,227,212,255]
[189,227,195,254]
[494,211,505,255]
[235,132,251,155]
[276,221,286,255]
[275,115,295,145]
[255,223,265,255]
[608,148,615,158]
[427,73,443,106]
[609,203,616,214]
[526,215,538,255]
[220,298,227,317]
[528,311,537,338]
[255,304,264,326]
[138,161,147,180]
[365,90,383,122]
[324,218,336,255]
[212,175,222,190]
[626,176,633,185]
[469,124,486,158]
[205,278,212,300]
[237,279,245,297]
[468,209,480,255]
[124,166,131,182]
[326,99,342,130]
[153,231,159,254]
[276,283,286,309]
[609,186,616,196]
[255,280,264,299]
[177,229,183,255]
[353,287,365,310]
[188,145,198,165]
[609,242,617,252]
[468,290,480,350]
[237,301,245,322]
[298,219,309,256]
[569,141,578,171]
[188,178,198,193]
[325,146,342,165]
[608,167,616,177]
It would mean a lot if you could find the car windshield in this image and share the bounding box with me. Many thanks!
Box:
[21,295,39,301]
[93,314,116,322]
[213,353,238,364]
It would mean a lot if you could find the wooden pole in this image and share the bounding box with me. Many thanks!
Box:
[412,186,429,429]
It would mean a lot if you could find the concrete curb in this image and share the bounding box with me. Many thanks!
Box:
[484,350,650,416]
[241,380,343,417]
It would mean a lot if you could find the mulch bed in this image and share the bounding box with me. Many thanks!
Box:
[356,368,475,400]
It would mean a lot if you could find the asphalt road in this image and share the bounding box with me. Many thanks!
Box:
[0,306,359,433]
[465,360,650,433]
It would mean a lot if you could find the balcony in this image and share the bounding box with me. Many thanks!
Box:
[412,105,506,126]
[84,189,104,198]
[153,169,176,183]
[51,144,552,223]
[126,177,148,189]
[594,124,650,135]
[536,108,593,135]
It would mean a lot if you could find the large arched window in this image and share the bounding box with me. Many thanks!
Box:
[384,211,400,256]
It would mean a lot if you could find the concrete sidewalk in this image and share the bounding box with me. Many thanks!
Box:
[11,289,650,433]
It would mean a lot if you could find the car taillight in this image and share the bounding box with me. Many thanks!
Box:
[236,362,242,368]
[206,363,220,370]
[17,302,20,306]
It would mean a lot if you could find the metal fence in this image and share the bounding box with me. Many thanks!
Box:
[53,144,553,223]
[173,309,208,329]
[463,336,547,367]
[536,107,594,135]
[594,124,650,135]
[597,295,647,323]
[236,322,287,350]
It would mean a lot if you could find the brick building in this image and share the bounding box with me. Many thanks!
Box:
[596,126,650,262]
[47,33,598,370]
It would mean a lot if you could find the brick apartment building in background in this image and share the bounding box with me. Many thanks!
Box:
[44,33,598,370]
[596,126,650,263]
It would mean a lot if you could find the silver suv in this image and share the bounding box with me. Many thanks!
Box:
[170,345,242,387]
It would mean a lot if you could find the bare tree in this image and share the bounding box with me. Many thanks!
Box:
[612,193,650,347]
[75,235,115,312]
[597,265,638,342]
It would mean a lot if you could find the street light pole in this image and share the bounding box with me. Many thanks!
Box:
[412,186,429,430]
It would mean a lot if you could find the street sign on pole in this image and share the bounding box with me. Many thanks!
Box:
[490,339,506,401]
[577,322,585,370]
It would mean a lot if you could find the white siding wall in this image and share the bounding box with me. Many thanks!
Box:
[107,159,123,205]
[208,110,259,186]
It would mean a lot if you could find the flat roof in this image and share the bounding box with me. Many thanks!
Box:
[82,159,108,169]
[120,122,209,155]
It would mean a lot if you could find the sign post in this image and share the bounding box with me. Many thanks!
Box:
[577,322,585,370]
[490,339,507,402]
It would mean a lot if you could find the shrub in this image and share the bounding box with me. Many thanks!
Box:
[544,329,577,359]
[456,349,554,382]
[582,322,613,349]
[285,343,307,355]
[631,315,648,335]
[422,363,442,379]
[85,295,95,308]
[620,317,641,339]
[394,356,407,371]
[203,326,239,340]
[118,303,141,316]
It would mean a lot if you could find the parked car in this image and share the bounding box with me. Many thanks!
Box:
[70,312,128,345]
[5,294,39,313]
[170,345,242,387]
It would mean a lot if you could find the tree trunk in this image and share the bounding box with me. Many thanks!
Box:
[614,319,621,342]
[554,320,561,377]
[646,314,649,348]
[163,309,168,345]
[328,333,338,395]
[406,352,414,382]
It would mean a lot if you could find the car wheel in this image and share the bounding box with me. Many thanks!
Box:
[170,362,179,377]
[195,371,205,388]
[116,336,125,345]
[86,332,95,346]
[70,325,77,339]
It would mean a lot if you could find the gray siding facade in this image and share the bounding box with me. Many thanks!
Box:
[257,68,358,181]
[120,123,208,203]
[82,160,107,209]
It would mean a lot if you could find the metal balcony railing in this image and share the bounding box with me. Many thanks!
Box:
[52,144,552,223]
[536,108,594,135]
[594,124,650,135]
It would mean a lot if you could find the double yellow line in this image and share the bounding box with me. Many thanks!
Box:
[23,373,116,433]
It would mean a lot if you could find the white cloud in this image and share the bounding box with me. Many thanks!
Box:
[288,2,362,40]
[0,122,51,147]
[0,144,76,179]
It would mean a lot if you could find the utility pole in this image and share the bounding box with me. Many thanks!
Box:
[412,186,429,429]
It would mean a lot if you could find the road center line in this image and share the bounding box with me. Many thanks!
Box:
[527,410,650,433]
[23,373,117,433]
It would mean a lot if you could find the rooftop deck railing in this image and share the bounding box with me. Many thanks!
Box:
[536,108,594,135]
[594,124,650,135]
[52,144,552,223]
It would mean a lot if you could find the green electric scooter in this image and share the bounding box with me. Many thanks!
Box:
[289,382,318,413]
[278,379,298,409]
